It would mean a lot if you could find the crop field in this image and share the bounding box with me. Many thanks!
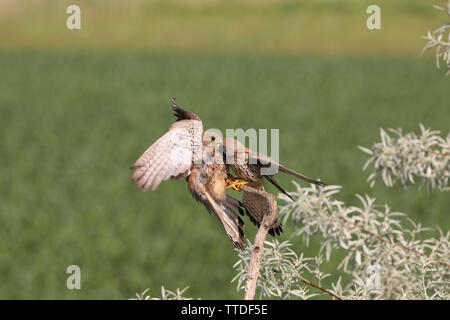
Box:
[0,0,448,299]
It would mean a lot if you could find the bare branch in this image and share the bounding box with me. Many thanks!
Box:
[244,187,277,300]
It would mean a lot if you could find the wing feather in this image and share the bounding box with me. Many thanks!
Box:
[204,192,245,252]
[229,139,326,187]
[131,121,201,191]
[241,186,283,236]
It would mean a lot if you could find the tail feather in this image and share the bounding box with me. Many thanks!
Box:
[264,175,295,201]
[279,164,326,187]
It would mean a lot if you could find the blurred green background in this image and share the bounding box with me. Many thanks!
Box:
[0,0,448,299]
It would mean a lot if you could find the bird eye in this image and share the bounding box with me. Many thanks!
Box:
[211,136,216,141]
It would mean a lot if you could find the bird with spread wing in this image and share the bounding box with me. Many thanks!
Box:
[131,98,326,251]
[131,98,249,251]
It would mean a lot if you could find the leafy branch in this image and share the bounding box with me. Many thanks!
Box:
[133,125,449,300]
[232,177,449,299]
[359,124,449,192]
[422,0,450,76]
[130,286,193,300]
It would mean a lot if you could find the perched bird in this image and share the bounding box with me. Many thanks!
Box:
[222,137,326,235]
[131,98,246,251]
[131,98,324,251]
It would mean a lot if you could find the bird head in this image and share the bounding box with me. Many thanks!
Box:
[202,130,224,164]
[203,130,223,148]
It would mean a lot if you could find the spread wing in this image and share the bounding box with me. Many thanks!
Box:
[131,120,202,191]
[241,185,283,236]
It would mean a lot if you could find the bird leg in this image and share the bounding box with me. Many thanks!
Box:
[225,178,249,191]
[225,173,239,185]
[225,176,236,185]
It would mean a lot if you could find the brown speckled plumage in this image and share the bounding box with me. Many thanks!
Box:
[131,99,245,251]
[223,137,326,236]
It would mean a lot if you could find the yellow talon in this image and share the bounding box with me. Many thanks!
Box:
[225,179,238,190]
[225,178,249,191]
[236,180,249,190]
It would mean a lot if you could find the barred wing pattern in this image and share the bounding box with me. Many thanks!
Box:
[204,193,245,252]
[241,185,283,236]
[131,120,202,191]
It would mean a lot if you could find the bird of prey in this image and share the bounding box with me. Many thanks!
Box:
[131,98,325,251]
[222,137,326,236]
[131,98,247,251]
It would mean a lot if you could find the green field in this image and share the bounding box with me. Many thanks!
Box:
[0,51,448,299]
[0,0,449,300]
[0,0,444,55]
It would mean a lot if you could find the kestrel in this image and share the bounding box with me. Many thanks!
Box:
[222,137,326,236]
[131,98,246,251]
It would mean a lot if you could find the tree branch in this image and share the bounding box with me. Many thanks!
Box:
[244,190,277,300]
[243,186,344,300]
[339,215,450,268]
[299,278,342,300]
